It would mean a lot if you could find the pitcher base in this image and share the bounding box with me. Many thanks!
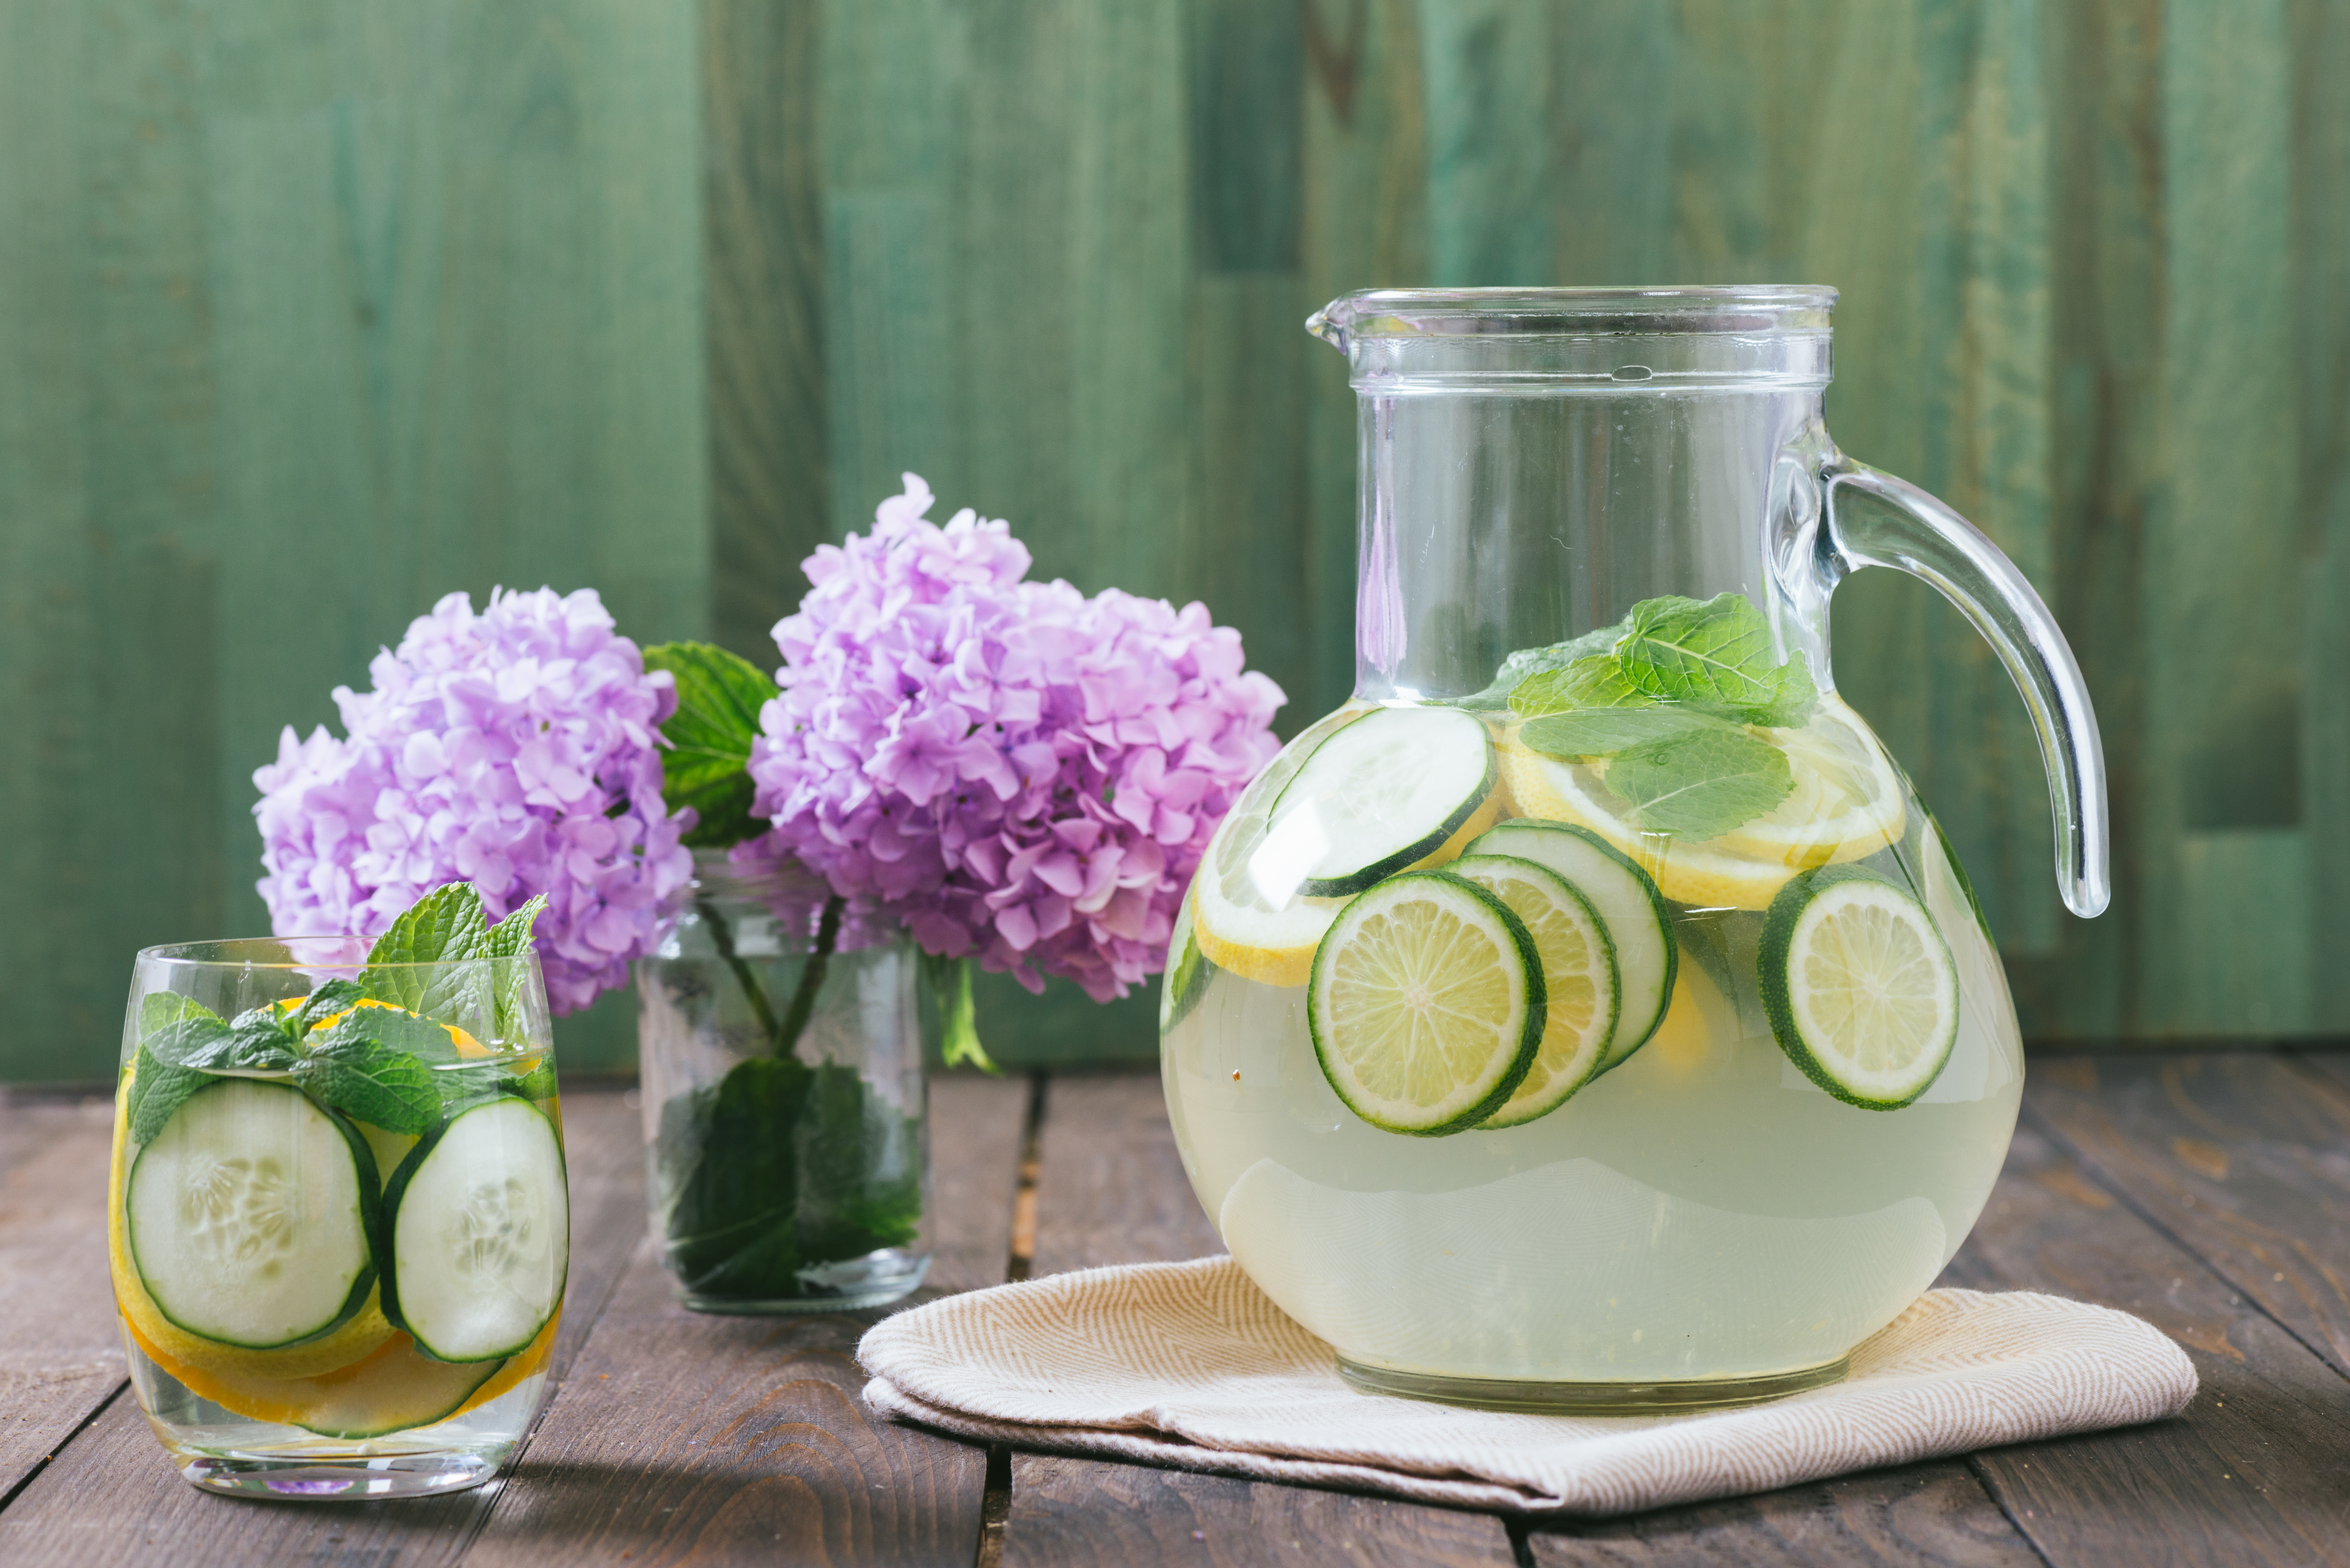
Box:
[1336,1354,1851,1414]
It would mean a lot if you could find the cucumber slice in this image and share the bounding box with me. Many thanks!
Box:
[126,1079,380,1351]
[1307,871,1545,1135]
[1445,855,1618,1127]
[1271,706,1496,897]
[383,1096,570,1363]
[1467,819,1677,1073]
[1759,864,1959,1110]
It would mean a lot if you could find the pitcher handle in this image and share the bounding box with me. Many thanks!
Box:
[1817,456,2110,919]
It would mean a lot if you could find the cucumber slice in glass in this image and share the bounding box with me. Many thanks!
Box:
[1467,819,1677,1073]
[1446,854,1618,1127]
[1271,706,1496,897]
[1759,864,1959,1110]
[1307,871,1545,1135]
[383,1095,570,1363]
[126,1079,380,1351]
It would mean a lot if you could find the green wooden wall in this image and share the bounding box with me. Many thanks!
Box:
[2,0,2342,1080]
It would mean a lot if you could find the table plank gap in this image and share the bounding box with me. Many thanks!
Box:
[1936,1114,2350,1566]
[0,1086,644,1567]
[1003,1070,1516,1568]
[459,1070,1032,1567]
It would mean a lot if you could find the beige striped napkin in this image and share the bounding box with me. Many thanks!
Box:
[859,1256,2196,1517]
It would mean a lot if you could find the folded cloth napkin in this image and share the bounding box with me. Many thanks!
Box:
[860,1256,2196,1517]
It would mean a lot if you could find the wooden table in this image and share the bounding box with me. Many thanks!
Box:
[3,1052,2348,1565]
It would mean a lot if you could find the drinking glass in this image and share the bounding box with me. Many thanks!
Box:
[113,938,567,1498]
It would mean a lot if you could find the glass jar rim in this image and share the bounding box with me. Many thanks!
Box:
[134,938,539,970]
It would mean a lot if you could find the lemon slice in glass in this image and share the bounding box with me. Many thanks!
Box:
[1307,872,1544,1134]
[1446,854,1618,1127]
[1759,865,1958,1110]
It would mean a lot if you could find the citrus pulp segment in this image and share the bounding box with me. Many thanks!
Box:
[1465,819,1677,1072]
[1759,865,1959,1110]
[1445,855,1618,1127]
[1306,872,1544,1135]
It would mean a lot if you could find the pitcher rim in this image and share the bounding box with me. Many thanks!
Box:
[1309,285,1837,347]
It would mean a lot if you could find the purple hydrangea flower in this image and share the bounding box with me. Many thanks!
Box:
[741,474,1285,1002]
[253,588,695,1013]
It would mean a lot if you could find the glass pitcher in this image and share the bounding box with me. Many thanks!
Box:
[1160,287,2107,1412]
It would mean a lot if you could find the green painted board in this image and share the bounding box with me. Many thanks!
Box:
[1,0,2342,1078]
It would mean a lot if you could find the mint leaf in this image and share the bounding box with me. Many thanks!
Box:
[364,882,491,1023]
[292,1028,441,1135]
[1617,594,1818,725]
[1464,620,1626,711]
[1510,655,1651,718]
[1521,707,1724,760]
[180,1019,301,1074]
[294,979,365,1034]
[127,1046,212,1143]
[486,895,547,959]
[1604,726,1794,840]
[643,642,779,850]
[138,994,233,1065]
[509,1054,559,1102]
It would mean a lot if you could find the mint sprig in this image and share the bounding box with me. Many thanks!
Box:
[364,882,491,1023]
[1616,594,1818,727]
[642,642,780,850]
[291,1020,442,1135]
[126,995,229,1143]
[1501,591,1815,842]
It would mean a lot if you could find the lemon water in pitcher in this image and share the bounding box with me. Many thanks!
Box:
[1160,288,2108,1412]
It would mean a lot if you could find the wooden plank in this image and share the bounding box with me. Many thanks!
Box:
[1937,1110,2350,1566]
[1004,1070,1515,1567]
[1527,1462,2038,1568]
[2022,1053,2350,1379]
[1004,1452,1514,1568]
[2297,0,2350,1033]
[0,1087,644,1565]
[1026,1072,1220,1276]
[701,0,832,662]
[462,1072,1030,1567]
[0,1096,129,1501]
[926,1072,1032,1294]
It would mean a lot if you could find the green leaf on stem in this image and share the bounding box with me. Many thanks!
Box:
[643,642,780,850]
[291,1022,443,1136]
[1616,594,1818,726]
[1519,706,1725,760]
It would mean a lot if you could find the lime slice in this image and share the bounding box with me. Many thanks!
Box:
[1307,872,1544,1135]
[1466,820,1676,1073]
[1759,865,1958,1110]
[1445,855,1617,1127]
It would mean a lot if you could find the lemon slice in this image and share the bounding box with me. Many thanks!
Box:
[1712,699,1905,867]
[1495,699,1904,911]
[1759,865,1958,1110]
[1446,855,1617,1127]
[1306,872,1543,1134]
[1192,701,1487,988]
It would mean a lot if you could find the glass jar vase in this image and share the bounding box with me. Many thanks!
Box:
[633,850,932,1313]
